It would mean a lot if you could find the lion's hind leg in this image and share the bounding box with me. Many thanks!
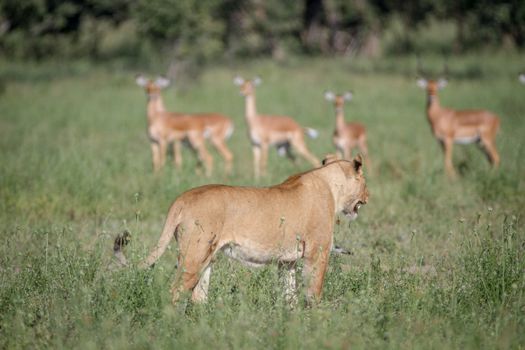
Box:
[171,256,212,304]
[171,228,219,304]
[191,265,212,302]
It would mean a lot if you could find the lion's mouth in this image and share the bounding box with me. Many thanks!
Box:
[343,200,364,220]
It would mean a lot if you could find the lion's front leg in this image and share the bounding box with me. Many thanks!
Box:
[278,262,297,305]
[302,245,331,304]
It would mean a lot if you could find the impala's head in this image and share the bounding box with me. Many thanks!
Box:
[417,78,447,96]
[324,91,353,109]
[233,76,261,96]
[136,75,170,100]
[322,154,369,221]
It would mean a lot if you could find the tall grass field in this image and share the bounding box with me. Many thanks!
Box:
[1,54,524,349]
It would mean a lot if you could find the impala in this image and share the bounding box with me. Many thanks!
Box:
[136,76,213,176]
[519,74,525,84]
[234,76,320,179]
[137,76,234,174]
[324,91,371,171]
[417,77,500,177]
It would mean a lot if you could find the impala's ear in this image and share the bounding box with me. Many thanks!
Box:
[321,153,339,165]
[343,91,353,101]
[437,78,448,89]
[233,76,244,86]
[324,91,336,101]
[155,76,170,89]
[352,154,363,175]
[519,74,525,84]
[253,76,262,86]
[136,75,148,87]
[417,78,428,89]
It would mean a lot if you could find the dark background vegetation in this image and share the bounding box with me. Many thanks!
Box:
[1,0,524,70]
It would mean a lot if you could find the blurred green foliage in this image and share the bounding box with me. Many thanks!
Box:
[1,0,525,66]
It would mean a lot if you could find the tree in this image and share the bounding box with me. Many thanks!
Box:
[134,0,225,77]
[0,0,131,58]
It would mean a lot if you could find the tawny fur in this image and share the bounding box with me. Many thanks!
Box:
[234,77,320,179]
[137,76,235,175]
[114,156,368,305]
[325,91,371,171]
[418,78,500,177]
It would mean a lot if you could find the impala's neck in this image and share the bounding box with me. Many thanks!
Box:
[335,106,346,131]
[146,94,166,121]
[149,94,167,111]
[427,93,440,110]
[244,93,258,122]
[426,93,442,121]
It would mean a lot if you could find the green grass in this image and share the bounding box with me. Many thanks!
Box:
[1,53,524,349]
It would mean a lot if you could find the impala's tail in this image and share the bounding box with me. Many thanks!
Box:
[113,204,182,269]
[304,127,319,139]
[225,123,234,140]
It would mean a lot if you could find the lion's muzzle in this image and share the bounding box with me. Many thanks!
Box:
[343,200,365,221]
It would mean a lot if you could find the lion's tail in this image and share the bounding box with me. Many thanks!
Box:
[113,203,182,269]
[113,230,132,267]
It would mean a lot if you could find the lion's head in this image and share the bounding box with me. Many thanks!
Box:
[342,155,368,220]
[323,154,369,221]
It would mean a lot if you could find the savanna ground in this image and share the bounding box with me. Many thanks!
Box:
[0,53,524,349]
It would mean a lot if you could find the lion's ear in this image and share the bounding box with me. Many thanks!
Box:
[322,153,339,165]
[352,154,363,175]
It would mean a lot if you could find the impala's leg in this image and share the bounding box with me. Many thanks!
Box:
[151,142,161,172]
[199,144,214,177]
[302,244,330,304]
[290,135,320,167]
[253,145,261,179]
[285,144,298,164]
[188,133,213,177]
[442,138,456,178]
[261,142,269,177]
[343,145,353,160]
[278,262,297,305]
[333,137,344,159]
[158,140,168,169]
[211,137,234,175]
[335,147,344,160]
[173,140,183,170]
[480,133,500,168]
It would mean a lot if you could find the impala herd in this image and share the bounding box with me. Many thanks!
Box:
[136,70,504,179]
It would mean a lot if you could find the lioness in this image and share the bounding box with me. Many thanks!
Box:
[114,155,368,304]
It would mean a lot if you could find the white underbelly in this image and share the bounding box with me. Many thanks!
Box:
[454,135,480,144]
[334,139,346,150]
[221,244,271,268]
[250,132,261,146]
[221,242,303,268]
